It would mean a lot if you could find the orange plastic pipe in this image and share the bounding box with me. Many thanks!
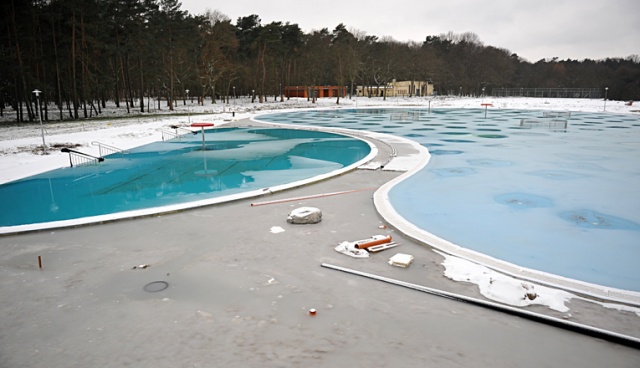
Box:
[355,235,392,249]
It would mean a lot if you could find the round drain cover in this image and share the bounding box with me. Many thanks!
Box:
[144,281,169,292]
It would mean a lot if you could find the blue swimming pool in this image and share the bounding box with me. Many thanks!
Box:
[0,127,371,230]
[258,108,640,292]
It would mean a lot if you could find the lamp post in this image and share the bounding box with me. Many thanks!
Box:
[185,89,190,124]
[482,87,486,97]
[32,89,47,154]
[459,86,462,97]
[604,87,609,112]
[252,89,255,103]
[233,86,236,104]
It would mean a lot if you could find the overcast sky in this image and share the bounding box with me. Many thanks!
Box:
[179,0,639,62]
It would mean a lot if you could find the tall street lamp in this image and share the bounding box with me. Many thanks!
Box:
[32,89,47,154]
[185,89,190,124]
[604,87,609,112]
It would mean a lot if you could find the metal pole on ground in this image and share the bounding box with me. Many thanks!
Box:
[321,263,640,350]
[33,89,47,154]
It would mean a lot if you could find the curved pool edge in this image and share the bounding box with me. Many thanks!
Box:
[368,132,640,307]
[252,109,640,305]
[0,126,379,236]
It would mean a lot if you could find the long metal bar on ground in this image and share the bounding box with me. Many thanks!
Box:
[321,263,640,350]
[250,187,377,207]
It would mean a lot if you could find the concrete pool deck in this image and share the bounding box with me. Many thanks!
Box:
[1,118,639,367]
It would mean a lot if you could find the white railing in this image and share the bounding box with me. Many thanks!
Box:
[91,141,127,157]
[520,118,568,130]
[543,111,572,118]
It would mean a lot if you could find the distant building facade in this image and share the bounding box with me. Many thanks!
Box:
[356,80,434,97]
[284,86,347,99]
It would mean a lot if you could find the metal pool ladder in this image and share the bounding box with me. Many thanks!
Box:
[91,141,128,158]
[61,148,105,167]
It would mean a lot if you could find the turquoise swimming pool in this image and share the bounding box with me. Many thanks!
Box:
[0,127,371,230]
[258,108,640,293]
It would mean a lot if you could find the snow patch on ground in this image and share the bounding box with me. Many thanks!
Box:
[270,226,285,234]
[436,249,574,312]
[436,249,640,315]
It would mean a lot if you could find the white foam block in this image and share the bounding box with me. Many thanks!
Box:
[388,253,414,267]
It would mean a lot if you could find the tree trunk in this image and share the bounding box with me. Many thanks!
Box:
[139,56,144,113]
[9,1,31,121]
[71,12,79,120]
[259,44,266,103]
[66,94,73,119]
[52,16,63,121]
[120,56,130,113]
[168,28,174,111]
[125,54,134,109]
[81,9,88,119]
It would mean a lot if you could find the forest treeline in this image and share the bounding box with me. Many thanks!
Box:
[2,0,639,122]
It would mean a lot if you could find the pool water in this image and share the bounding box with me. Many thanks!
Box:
[258,108,640,292]
[0,127,370,229]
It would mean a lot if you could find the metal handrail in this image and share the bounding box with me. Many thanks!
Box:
[543,111,571,118]
[520,118,568,130]
[161,129,179,141]
[91,141,127,157]
[170,125,198,135]
[161,125,198,141]
[61,148,105,167]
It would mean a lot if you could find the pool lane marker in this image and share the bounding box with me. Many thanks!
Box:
[321,263,640,350]
[250,187,377,207]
